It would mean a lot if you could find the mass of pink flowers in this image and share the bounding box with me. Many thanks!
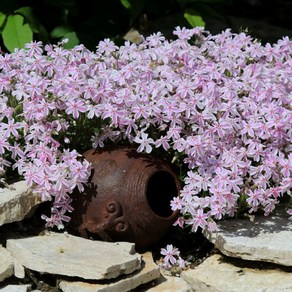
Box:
[0,27,291,231]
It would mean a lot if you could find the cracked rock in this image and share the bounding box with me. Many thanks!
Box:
[0,247,13,282]
[6,231,141,280]
[0,180,42,227]
[181,254,292,292]
[204,208,292,266]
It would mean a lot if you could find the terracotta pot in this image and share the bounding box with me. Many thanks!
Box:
[69,147,180,250]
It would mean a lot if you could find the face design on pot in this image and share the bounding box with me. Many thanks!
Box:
[80,200,129,241]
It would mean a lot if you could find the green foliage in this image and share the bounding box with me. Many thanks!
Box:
[62,31,79,49]
[0,0,231,52]
[120,0,132,9]
[0,12,6,28]
[2,14,33,52]
[50,25,72,38]
[184,10,205,27]
[121,0,229,30]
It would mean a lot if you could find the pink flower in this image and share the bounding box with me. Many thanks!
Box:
[70,160,91,181]
[207,220,219,232]
[170,197,182,211]
[25,41,43,57]
[0,135,10,154]
[210,203,224,220]
[160,244,180,266]
[154,136,170,151]
[65,99,87,119]
[23,165,42,187]
[133,132,154,153]
[1,119,23,138]
[246,190,263,207]
[173,26,198,40]
[177,257,188,269]
[278,156,292,178]
[186,209,208,232]
[173,217,184,228]
[97,38,118,55]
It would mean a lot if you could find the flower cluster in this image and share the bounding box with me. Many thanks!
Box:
[0,27,291,230]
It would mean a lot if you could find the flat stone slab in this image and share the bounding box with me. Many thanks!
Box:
[0,247,14,282]
[6,232,141,280]
[0,284,31,291]
[148,275,192,292]
[58,252,160,292]
[204,209,292,266]
[0,180,42,226]
[181,254,292,292]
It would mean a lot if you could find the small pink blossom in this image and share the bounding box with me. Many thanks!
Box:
[186,209,209,232]
[170,197,183,211]
[160,244,180,266]
[133,132,154,153]
[65,99,87,119]
[173,217,184,228]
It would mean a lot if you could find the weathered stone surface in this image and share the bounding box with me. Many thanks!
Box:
[58,252,160,292]
[6,231,141,280]
[0,180,42,226]
[0,247,13,282]
[12,259,25,279]
[181,254,292,292]
[148,275,192,292]
[204,209,292,266]
[123,28,144,44]
[0,284,31,291]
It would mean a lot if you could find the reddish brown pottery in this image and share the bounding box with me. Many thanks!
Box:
[69,147,181,250]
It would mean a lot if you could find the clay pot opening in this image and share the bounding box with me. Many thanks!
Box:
[146,170,179,218]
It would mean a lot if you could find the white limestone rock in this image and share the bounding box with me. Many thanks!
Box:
[0,180,42,226]
[147,275,192,292]
[12,259,25,279]
[0,284,31,291]
[123,28,144,44]
[58,252,160,292]
[0,247,13,283]
[6,231,141,280]
[204,208,292,266]
[181,254,292,292]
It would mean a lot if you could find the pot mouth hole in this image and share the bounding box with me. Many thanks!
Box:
[146,170,179,218]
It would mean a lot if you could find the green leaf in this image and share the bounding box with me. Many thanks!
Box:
[184,10,205,27]
[120,0,132,9]
[15,6,40,33]
[62,31,79,49]
[51,25,72,38]
[14,7,49,42]
[2,14,33,52]
[0,12,6,29]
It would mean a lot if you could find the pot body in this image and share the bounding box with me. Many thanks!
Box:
[69,147,180,249]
